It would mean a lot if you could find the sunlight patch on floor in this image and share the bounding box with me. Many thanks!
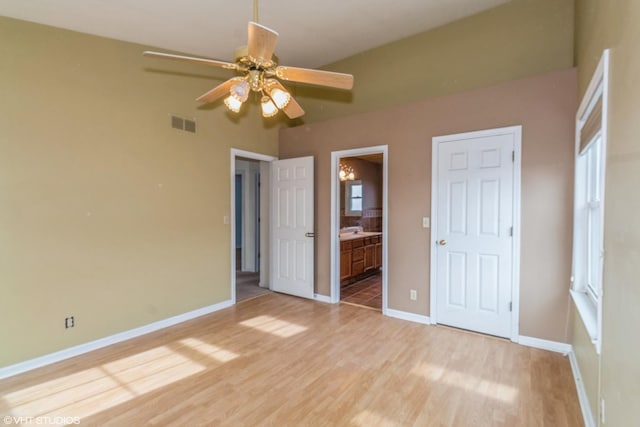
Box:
[239,315,308,338]
[179,338,239,363]
[411,363,518,404]
[101,345,205,395]
[1,345,206,419]
[1,367,129,417]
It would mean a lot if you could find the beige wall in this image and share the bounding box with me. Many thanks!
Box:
[573,1,640,425]
[280,69,577,342]
[292,0,575,124]
[0,17,279,367]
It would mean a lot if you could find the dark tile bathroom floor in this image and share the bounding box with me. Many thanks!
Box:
[340,272,382,310]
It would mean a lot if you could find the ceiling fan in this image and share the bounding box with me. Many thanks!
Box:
[143,3,354,120]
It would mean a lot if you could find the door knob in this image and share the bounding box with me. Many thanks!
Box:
[438,239,447,246]
[305,232,315,238]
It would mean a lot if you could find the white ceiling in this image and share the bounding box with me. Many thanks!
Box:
[0,0,509,69]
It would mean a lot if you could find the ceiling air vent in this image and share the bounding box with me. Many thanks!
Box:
[170,114,196,134]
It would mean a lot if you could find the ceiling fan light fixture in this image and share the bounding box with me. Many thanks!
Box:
[224,95,243,113]
[269,87,291,109]
[261,96,278,118]
[230,80,250,103]
[143,15,354,121]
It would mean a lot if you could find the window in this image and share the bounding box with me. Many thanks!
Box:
[571,50,609,354]
[584,137,602,303]
[345,180,363,216]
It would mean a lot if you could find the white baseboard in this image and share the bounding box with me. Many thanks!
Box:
[313,294,333,304]
[517,335,572,354]
[569,350,596,427]
[0,299,233,380]
[384,308,431,325]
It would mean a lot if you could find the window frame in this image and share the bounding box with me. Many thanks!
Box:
[571,50,609,354]
[344,180,363,216]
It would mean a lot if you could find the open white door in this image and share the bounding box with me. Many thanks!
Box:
[433,127,519,338]
[271,156,314,299]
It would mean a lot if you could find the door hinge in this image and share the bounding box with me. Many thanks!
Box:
[509,302,513,312]
[512,151,515,162]
[509,226,513,237]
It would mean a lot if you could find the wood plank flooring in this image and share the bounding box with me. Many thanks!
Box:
[0,293,583,426]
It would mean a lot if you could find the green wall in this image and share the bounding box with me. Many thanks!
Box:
[573,1,640,425]
[0,17,278,367]
[294,0,575,123]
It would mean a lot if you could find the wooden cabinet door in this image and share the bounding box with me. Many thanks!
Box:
[364,245,374,271]
[352,260,364,276]
[340,250,352,281]
[375,242,383,269]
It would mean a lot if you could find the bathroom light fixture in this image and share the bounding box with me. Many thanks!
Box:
[339,163,355,181]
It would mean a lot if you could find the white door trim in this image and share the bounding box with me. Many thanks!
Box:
[330,145,388,314]
[429,126,521,341]
[230,149,277,305]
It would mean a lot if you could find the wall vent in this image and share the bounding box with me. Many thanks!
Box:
[171,115,184,130]
[184,119,196,133]
[170,114,196,134]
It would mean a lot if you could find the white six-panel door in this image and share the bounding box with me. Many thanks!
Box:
[434,130,516,338]
[271,157,315,299]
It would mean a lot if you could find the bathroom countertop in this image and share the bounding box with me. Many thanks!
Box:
[339,231,382,241]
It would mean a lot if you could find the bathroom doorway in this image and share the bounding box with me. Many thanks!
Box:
[331,146,388,312]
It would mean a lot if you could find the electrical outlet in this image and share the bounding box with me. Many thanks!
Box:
[422,217,430,228]
[410,290,417,300]
[65,316,75,329]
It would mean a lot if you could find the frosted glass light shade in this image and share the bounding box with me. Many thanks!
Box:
[261,96,278,117]
[230,80,250,102]
[269,87,291,109]
[224,95,242,113]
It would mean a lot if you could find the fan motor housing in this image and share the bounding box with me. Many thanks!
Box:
[233,45,278,70]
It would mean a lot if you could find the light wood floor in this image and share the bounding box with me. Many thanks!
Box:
[0,293,583,426]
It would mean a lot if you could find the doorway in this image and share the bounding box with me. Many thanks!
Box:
[430,126,521,340]
[331,146,388,313]
[230,149,277,304]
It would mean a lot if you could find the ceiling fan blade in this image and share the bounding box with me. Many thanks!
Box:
[247,21,278,64]
[265,80,305,119]
[196,78,241,103]
[143,51,237,70]
[282,95,305,119]
[275,66,354,90]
